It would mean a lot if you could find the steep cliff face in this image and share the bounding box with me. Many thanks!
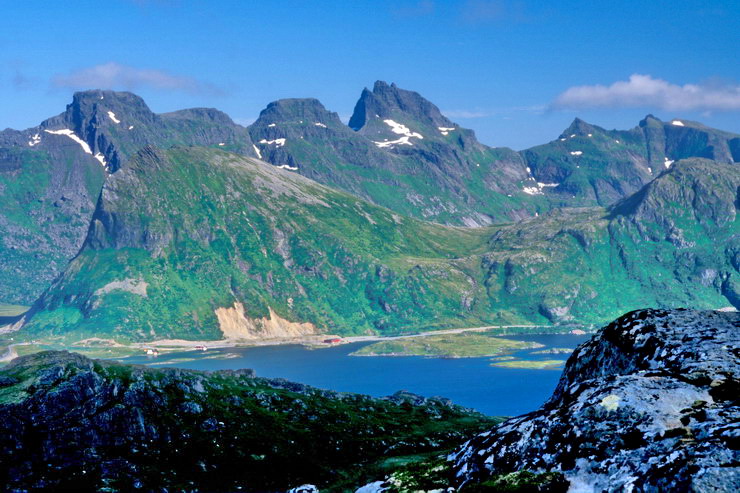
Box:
[451,309,740,491]
[0,351,496,491]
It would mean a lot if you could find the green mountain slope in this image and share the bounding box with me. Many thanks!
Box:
[0,134,106,304]
[21,147,498,341]
[0,90,258,305]
[16,146,739,342]
[521,115,740,207]
[4,87,738,309]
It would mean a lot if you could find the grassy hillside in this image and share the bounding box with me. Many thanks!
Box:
[18,149,739,342]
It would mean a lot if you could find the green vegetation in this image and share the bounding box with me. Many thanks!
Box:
[491,359,566,370]
[370,454,568,492]
[351,332,542,358]
[0,146,106,304]
[19,150,740,343]
[464,470,568,492]
[531,347,573,355]
[0,304,29,317]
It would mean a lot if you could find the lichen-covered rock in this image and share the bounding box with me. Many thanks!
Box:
[451,308,740,492]
[0,351,494,491]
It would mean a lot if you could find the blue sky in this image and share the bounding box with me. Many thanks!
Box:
[1,0,739,149]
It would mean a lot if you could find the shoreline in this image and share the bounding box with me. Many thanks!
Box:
[1,324,586,363]
[128,324,562,351]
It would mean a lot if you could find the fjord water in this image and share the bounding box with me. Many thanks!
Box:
[124,334,588,416]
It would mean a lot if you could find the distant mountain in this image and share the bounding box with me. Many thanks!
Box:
[3,85,740,336]
[250,82,539,227]
[17,146,739,342]
[249,82,740,227]
[0,90,257,304]
[521,114,740,207]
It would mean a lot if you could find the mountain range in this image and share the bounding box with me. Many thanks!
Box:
[1,82,738,342]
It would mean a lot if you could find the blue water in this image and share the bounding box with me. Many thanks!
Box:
[122,333,588,416]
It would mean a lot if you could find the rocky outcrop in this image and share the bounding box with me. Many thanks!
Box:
[0,351,495,491]
[349,80,455,132]
[451,308,740,491]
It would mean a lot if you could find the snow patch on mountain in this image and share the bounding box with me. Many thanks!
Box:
[107,111,120,124]
[94,153,106,167]
[373,119,423,148]
[384,119,423,139]
[523,186,543,195]
[44,129,92,155]
[259,138,286,147]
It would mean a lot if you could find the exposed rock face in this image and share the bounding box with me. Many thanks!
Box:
[451,309,740,491]
[0,351,495,491]
[214,302,317,340]
[349,80,455,132]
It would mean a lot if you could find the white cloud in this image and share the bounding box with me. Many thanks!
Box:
[52,62,222,95]
[552,74,740,112]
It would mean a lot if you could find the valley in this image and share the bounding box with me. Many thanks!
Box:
[4,3,739,491]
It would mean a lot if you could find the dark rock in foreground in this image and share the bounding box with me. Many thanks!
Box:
[451,308,740,491]
[0,351,495,492]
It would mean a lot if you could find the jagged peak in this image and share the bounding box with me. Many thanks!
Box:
[639,113,662,125]
[349,80,453,132]
[560,117,600,137]
[40,89,156,133]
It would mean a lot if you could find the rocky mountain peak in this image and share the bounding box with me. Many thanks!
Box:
[161,107,236,125]
[560,117,599,137]
[639,114,663,128]
[253,98,342,127]
[348,80,453,132]
[61,90,156,130]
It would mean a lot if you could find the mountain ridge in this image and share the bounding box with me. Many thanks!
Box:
[1,83,739,343]
[15,147,739,342]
